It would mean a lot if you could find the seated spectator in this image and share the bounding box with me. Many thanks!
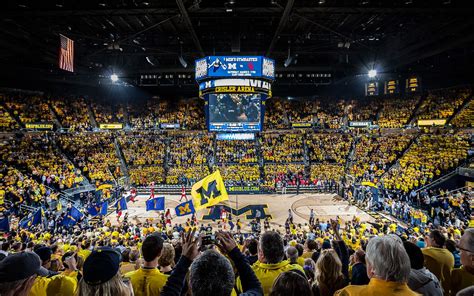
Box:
[161,231,263,296]
[349,249,369,285]
[125,233,169,296]
[270,270,313,296]
[448,228,474,296]
[335,235,418,296]
[78,247,132,295]
[422,229,454,293]
[403,241,442,296]
[313,249,348,296]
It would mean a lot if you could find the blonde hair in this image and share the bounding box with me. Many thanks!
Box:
[76,272,132,296]
[315,249,343,288]
[158,243,175,268]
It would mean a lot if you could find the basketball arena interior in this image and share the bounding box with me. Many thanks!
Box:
[0,1,473,296]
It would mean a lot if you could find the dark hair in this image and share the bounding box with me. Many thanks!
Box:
[445,240,457,253]
[122,249,130,263]
[247,239,258,255]
[306,240,318,251]
[270,270,312,296]
[295,244,304,257]
[311,251,320,263]
[141,233,164,262]
[260,232,285,264]
[429,230,446,248]
[403,241,424,270]
[189,250,234,296]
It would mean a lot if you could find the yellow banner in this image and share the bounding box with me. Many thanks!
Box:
[417,119,446,126]
[191,170,229,210]
[99,123,123,129]
[361,181,377,188]
[25,123,54,130]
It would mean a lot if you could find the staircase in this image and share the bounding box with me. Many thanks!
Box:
[446,95,472,125]
[344,135,359,173]
[86,102,98,129]
[47,102,63,129]
[407,93,427,125]
[114,138,129,179]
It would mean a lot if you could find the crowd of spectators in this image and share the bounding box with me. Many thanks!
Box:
[50,97,92,131]
[1,135,84,190]
[382,133,470,192]
[215,140,258,164]
[452,100,474,128]
[57,133,123,184]
[416,87,470,120]
[262,133,304,163]
[219,164,261,186]
[310,164,344,185]
[3,95,54,124]
[263,164,306,188]
[349,133,414,183]
[91,102,122,124]
[376,96,419,128]
[307,133,352,164]
[168,133,212,166]
[165,165,210,185]
[0,104,19,131]
[264,99,289,129]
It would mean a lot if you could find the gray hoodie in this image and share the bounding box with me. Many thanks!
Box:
[408,267,443,296]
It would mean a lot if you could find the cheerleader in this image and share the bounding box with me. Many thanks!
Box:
[165,209,172,226]
[179,184,188,202]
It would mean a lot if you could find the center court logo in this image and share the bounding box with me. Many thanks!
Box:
[202,204,271,220]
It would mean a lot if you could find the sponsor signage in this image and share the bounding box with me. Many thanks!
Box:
[349,121,372,128]
[291,122,312,128]
[25,123,54,130]
[99,123,123,129]
[216,133,255,140]
[417,119,446,126]
[160,123,180,129]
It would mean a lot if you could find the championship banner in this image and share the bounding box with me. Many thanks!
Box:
[25,123,54,130]
[191,170,229,210]
[99,123,123,129]
[417,119,446,126]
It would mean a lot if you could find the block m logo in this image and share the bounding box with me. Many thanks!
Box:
[202,204,272,220]
[196,180,222,207]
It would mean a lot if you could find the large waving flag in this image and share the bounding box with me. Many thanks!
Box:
[62,206,84,227]
[19,208,43,229]
[146,196,165,211]
[87,201,108,217]
[175,200,195,217]
[191,170,228,211]
[115,197,128,212]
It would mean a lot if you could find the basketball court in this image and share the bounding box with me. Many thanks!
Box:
[117,193,376,232]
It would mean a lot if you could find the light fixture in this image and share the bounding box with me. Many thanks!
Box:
[368,69,377,78]
[110,74,119,82]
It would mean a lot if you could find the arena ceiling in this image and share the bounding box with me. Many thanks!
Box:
[0,0,473,93]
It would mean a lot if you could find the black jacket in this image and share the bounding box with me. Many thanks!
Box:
[350,262,370,285]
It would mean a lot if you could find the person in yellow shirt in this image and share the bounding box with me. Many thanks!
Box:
[335,235,418,296]
[125,233,169,296]
[0,252,46,296]
[237,231,303,295]
[422,229,454,293]
[448,229,474,296]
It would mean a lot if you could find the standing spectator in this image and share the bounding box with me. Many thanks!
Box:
[335,235,418,296]
[445,240,461,268]
[270,270,312,296]
[0,252,44,296]
[422,229,454,293]
[350,250,369,285]
[245,238,259,266]
[448,229,474,296]
[158,243,175,275]
[238,231,303,295]
[125,233,169,296]
[313,249,348,296]
[403,241,442,296]
[78,247,133,296]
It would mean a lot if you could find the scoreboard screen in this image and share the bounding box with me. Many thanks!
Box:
[208,93,262,132]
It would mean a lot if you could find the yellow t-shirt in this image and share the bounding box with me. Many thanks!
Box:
[29,275,77,296]
[334,278,419,296]
[448,266,474,296]
[124,267,169,296]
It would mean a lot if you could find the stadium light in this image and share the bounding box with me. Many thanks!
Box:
[368,69,377,78]
[110,74,119,82]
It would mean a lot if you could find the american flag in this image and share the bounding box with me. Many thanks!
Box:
[59,34,74,72]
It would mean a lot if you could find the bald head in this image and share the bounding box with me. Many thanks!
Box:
[459,228,474,270]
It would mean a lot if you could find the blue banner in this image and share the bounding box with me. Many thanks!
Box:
[175,200,195,217]
[146,197,165,211]
[195,56,275,80]
[0,216,9,232]
[20,209,43,229]
[62,206,84,227]
[87,201,108,217]
[115,197,128,212]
